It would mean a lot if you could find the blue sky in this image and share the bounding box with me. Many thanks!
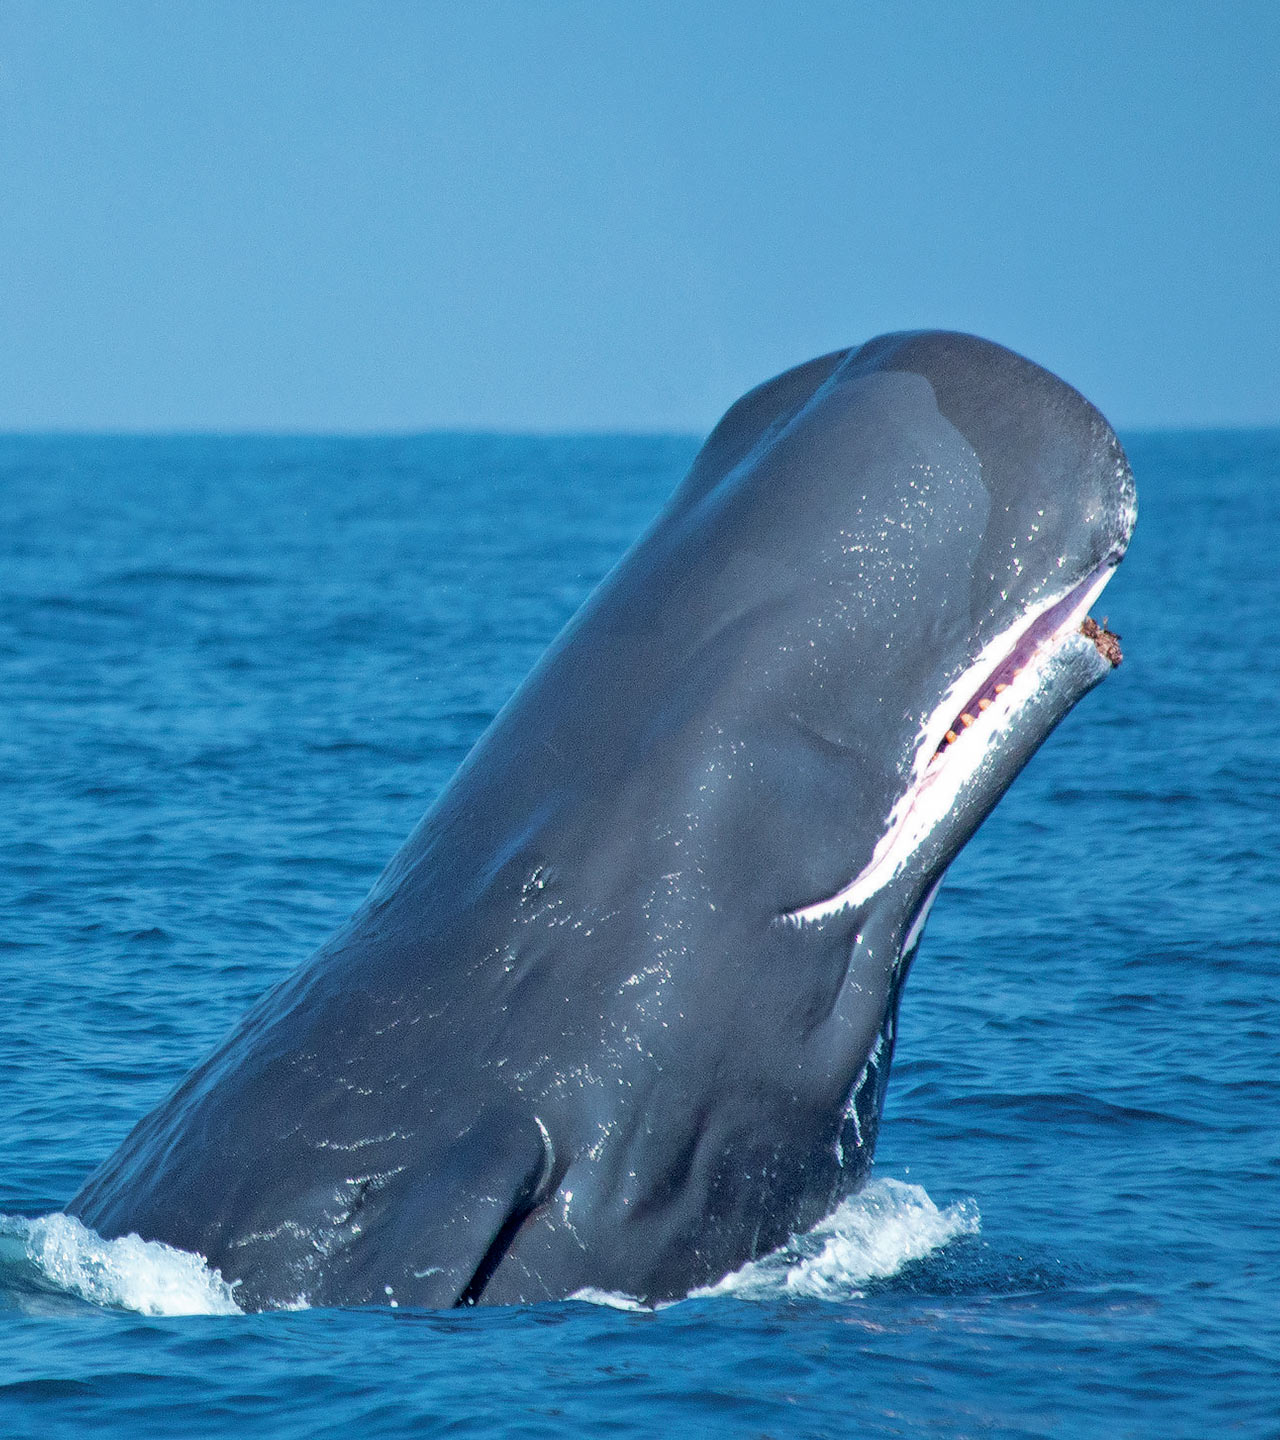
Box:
[1,1,1275,431]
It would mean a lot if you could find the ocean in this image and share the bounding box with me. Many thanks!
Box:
[0,430,1276,1437]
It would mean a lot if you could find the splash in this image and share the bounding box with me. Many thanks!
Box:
[3,1180,974,1316]
[696,1178,979,1301]
[569,1287,650,1312]
[572,1178,979,1311]
[0,1212,241,1316]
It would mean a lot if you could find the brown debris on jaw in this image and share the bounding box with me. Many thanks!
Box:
[1081,616,1123,667]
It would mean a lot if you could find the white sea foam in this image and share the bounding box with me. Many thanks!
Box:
[4,1179,973,1316]
[569,1286,649,1311]
[573,1178,978,1311]
[0,1212,241,1316]
[696,1178,979,1301]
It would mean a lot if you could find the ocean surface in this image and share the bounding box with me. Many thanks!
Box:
[0,429,1276,1438]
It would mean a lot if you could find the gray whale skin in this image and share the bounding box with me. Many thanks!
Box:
[69,331,1136,1310]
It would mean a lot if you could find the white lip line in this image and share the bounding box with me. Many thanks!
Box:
[783,563,1118,926]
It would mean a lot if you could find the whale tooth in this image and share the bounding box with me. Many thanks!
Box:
[994,683,1009,693]
[960,713,975,728]
[945,729,958,744]
[978,698,992,711]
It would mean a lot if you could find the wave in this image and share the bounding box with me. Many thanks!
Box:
[0,1213,240,1316]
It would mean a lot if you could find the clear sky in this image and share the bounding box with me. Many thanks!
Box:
[1,1,1276,432]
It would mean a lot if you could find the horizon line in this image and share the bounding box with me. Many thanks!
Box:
[2,420,1277,442]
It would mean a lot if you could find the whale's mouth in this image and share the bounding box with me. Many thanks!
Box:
[932,577,1123,761]
[784,561,1122,926]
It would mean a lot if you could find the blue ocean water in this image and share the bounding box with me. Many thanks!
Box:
[0,430,1276,1437]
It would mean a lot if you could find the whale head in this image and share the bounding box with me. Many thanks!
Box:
[494,331,1135,946]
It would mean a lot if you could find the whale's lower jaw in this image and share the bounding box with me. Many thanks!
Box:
[783,560,1123,927]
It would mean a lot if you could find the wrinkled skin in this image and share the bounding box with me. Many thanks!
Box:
[70,332,1136,1309]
